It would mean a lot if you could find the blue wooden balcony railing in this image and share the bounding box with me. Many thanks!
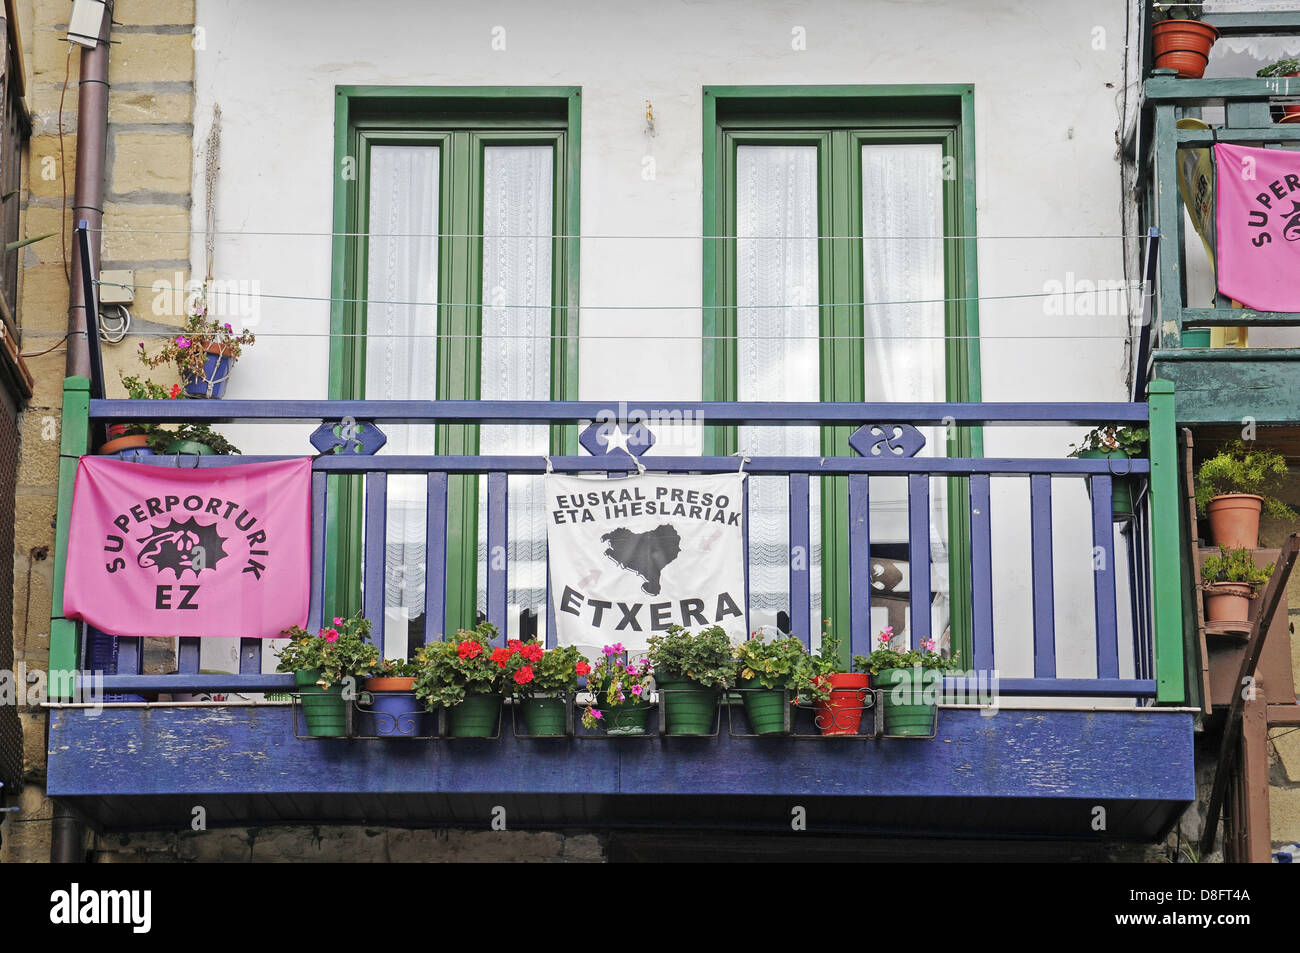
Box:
[48,379,1187,705]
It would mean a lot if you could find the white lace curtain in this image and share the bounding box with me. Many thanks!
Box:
[475,145,554,637]
[366,145,440,660]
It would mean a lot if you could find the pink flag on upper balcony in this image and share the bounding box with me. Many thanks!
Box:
[1213,142,1300,312]
[63,457,312,638]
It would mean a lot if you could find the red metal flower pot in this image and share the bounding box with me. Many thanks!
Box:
[813,673,871,736]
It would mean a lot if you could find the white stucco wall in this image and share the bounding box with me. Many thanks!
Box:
[187,0,1142,691]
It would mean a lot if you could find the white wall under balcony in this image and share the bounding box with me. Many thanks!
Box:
[188,0,1144,693]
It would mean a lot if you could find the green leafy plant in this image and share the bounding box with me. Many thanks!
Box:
[734,634,809,690]
[646,624,735,689]
[580,643,653,730]
[491,639,588,696]
[791,624,851,703]
[1069,425,1149,458]
[853,625,962,676]
[1258,58,1300,78]
[412,622,505,709]
[275,615,379,689]
[155,421,241,455]
[369,658,420,679]
[1153,2,1202,21]
[138,306,256,387]
[1194,441,1295,519]
[1201,546,1274,587]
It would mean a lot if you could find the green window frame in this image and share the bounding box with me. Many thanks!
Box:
[702,85,983,664]
[327,87,581,632]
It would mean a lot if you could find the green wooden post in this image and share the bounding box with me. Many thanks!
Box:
[49,376,91,701]
[1147,379,1184,704]
[1153,99,1185,349]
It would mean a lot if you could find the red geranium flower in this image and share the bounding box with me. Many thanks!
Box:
[507,639,524,652]
[490,647,513,668]
[457,640,482,660]
[521,643,544,662]
[575,661,590,678]
[513,665,535,685]
[169,383,182,399]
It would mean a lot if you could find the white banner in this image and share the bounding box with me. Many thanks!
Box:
[545,472,748,653]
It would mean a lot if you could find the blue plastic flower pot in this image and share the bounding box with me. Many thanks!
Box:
[182,348,234,399]
[367,690,431,738]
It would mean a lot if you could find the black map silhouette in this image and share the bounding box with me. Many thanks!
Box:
[136,517,228,579]
[601,524,682,596]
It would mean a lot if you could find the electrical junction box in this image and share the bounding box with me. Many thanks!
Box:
[99,270,135,305]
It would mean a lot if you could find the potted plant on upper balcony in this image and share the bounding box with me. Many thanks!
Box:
[854,625,960,737]
[646,624,734,735]
[276,615,379,738]
[799,624,871,736]
[497,639,587,736]
[580,643,654,735]
[734,633,808,735]
[155,421,241,457]
[1201,545,1273,632]
[1195,441,1295,549]
[1151,3,1219,79]
[1258,58,1300,122]
[139,308,255,399]
[1069,425,1149,522]
[413,622,506,738]
[362,658,428,738]
[101,374,180,455]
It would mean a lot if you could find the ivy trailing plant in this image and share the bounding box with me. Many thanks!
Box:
[1068,425,1149,458]
[154,421,242,455]
[1194,440,1295,519]
[412,622,505,709]
[275,615,379,690]
[1201,546,1274,588]
[646,624,735,689]
[853,625,962,675]
[734,634,809,690]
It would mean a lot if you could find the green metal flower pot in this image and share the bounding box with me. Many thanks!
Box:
[737,677,788,735]
[873,667,941,737]
[599,699,650,735]
[1079,448,1136,521]
[295,669,347,738]
[656,674,718,735]
[447,692,502,738]
[520,696,568,736]
[164,438,216,455]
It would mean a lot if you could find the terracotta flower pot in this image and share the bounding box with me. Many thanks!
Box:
[1206,493,1263,549]
[1203,582,1256,630]
[363,676,415,693]
[1152,20,1219,79]
[98,433,150,455]
[1281,113,1300,124]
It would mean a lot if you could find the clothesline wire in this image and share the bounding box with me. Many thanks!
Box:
[22,328,1137,342]
[86,226,1142,241]
[94,279,1150,312]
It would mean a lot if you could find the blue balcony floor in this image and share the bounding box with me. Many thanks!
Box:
[47,704,1195,840]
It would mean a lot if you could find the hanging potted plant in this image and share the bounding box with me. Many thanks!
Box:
[499,640,587,736]
[413,622,506,738]
[275,615,379,738]
[1201,546,1273,632]
[139,308,255,399]
[1195,441,1295,549]
[1151,3,1219,79]
[854,625,959,737]
[799,624,871,736]
[646,624,734,736]
[1259,58,1300,121]
[1069,425,1149,522]
[362,658,429,738]
[734,633,807,735]
[580,643,654,735]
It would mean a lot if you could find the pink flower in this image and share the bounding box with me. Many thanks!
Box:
[322,628,339,643]
[592,709,603,720]
[223,323,232,333]
[922,638,935,652]
[175,336,191,349]
[333,617,344,624]
[631,685,643,696]
[625,664,637,675]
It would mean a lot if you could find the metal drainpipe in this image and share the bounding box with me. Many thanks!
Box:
[52,1,113,863]
[64,2,112,380]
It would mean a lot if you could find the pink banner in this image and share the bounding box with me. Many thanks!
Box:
[64,457,312,638]
[1214,142,1300,312]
